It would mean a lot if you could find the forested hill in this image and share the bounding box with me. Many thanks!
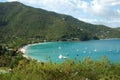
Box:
[115,27,120,31]
[0,2,120,45]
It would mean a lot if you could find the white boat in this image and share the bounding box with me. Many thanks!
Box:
[59,54,67,59]
[108,50,112,52]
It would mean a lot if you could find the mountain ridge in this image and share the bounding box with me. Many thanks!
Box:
[0,2,120,46]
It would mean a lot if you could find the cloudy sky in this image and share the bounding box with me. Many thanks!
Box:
[0,0,120,28]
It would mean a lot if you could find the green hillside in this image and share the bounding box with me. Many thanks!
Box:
[114,27,120,31]
[0,2,120,47]
[0,2,120,80]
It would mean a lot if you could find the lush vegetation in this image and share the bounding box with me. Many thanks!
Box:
[0,2,120,45]
[1,56,120,80]
[0,1,120,80]
[0,45,120,80]
[0,45,24,68]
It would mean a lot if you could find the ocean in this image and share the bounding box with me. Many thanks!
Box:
[25,39,120,63]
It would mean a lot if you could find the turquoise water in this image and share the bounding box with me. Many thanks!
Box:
[25,39,120,63]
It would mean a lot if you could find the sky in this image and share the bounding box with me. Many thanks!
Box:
[0,0,120,28]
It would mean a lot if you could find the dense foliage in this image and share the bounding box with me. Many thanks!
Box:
[0,2,120,46]
[0,57,120,80]
[0,45,24,68]
[0,2,120,80]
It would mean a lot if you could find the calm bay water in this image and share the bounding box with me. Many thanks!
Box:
[25,39,120,63]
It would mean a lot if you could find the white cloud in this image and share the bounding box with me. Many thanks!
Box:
[90,0,120,18]
[71,0,89,12]
[7,0,120,27]
[8,0,17,1]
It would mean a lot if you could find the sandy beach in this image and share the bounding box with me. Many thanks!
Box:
[19,42,46,59]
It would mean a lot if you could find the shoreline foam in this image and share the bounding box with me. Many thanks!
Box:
[19,42,46,59]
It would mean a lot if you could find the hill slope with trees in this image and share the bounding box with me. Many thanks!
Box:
[0,2,120,80]
[0,2,120,47]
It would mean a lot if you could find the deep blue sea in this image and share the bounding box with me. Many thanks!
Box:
[25,39,120,63]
